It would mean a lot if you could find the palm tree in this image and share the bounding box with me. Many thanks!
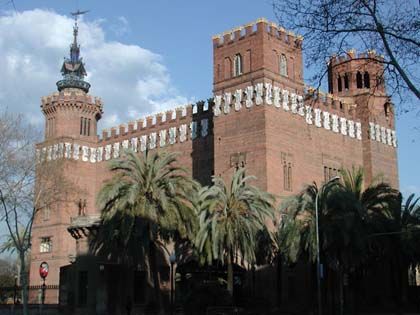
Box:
[96,149,198,312]
[194,168,275,296]
[373,192,420,310]
[278,167,399,314]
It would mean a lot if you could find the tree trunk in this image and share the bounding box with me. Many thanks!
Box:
[148,227,163,314]
[19,252,29,315]
[339,267,344,315]
[227,250,234,297]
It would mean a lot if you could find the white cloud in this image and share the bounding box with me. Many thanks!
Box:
[0,9,191,130]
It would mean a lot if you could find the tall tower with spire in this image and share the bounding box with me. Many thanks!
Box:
[29,15,103,303]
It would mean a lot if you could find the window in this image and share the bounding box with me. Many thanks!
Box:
[344,73,349,90]
[356,72,363,88]
[224,57,232,79]
[324,166,339,182]
[234,54,242,77]
[280,54,288,76]
[40,237,52,253]
[290,57,295,80]
[283,162,292,191]
[43,206,50,221]
[364,72,370,88]
[80,117,92,136]
[337,75,342,92]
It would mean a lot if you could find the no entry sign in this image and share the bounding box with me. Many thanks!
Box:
[39,261,49,279]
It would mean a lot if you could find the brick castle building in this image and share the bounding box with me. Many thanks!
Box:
[29,17,398,310]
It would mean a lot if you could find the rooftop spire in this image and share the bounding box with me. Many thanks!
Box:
[56,10,91,93]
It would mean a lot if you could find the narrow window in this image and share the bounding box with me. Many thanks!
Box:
[234,54,243,77]
[364,72,370,88]
[283,162,288,190]
[337,75,342,92]
[87,119,91,136]
[344,73,349,90]
[84,118,88,135]
[43,206,50,221]
[224,57,232,80]
[80,117,83,135]
[280,54,288,76]
[40,237,52,253]
[287,163,292,191]
[356,72,363,88]
[290,57,295,80]
[384,103,391,118]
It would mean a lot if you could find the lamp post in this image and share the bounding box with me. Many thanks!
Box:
[315,176,339,315]
[169,252,176,315]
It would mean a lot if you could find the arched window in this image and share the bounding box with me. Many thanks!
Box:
[384,102,391,118]
[234,54,243,77]
[364,72,370,88]
[280,54,288,76]
[356,71,363,88]
[337,75,342,92]
[344,73,349,90]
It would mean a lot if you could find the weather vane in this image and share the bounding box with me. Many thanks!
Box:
[70,9,89,26]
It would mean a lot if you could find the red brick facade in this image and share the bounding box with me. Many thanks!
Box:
[29,18,398,303]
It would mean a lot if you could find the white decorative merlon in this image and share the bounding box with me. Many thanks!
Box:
[273,87,281,108]
[179,124,187,142]
[223,92,232,114]
[348,120,355,138]
[291,93,298,114]
[332,114,339,133]
[149,132,157,149]
[356,122,362,140]
[323,111,331,130]
[282,89,289,111]
[234,89,242,111]
[255,83,264,105]
[340,118,347,136]
[113,142,120,158]
[169,127,177,144]
[140,135,147,152]
[159,129,167,147]
[265,83,273,105]
[105,145,111,160]
[314,108,322,127]
[245,86,254,108]
[131,137,138,152]
[214,95,222,116]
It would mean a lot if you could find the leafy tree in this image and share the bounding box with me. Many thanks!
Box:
[272,0,420,103]
[95,150,198,313]
[195,168,275,296]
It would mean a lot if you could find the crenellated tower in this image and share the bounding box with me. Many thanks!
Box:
[41,19,102,141]
[29,16,103,304]
[328,50,398,187]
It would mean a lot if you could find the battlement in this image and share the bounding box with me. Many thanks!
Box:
[304,86,356,118]
[41,90,103,116]
[330,49,385,66]
[98,100,213,142]
[212,18,303,49]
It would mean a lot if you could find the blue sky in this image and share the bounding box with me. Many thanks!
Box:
[0,0,418,196]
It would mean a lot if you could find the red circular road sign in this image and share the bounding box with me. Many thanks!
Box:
[39,262,49,279]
